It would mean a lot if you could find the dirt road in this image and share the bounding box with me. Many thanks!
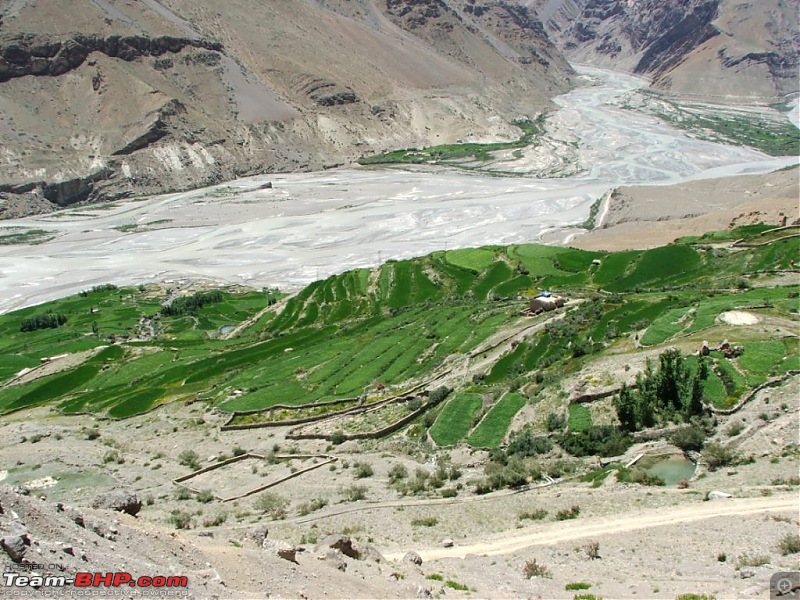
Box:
[385,493,799,561]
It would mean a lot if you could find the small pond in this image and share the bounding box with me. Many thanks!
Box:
[219,325,235,335]
[641,454,696,486]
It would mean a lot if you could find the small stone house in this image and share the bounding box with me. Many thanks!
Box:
[529,291,565,314]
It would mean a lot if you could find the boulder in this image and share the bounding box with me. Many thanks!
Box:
[403,551,423,566]
[708,491,734,500]
[417,586,433,599]
[91,490,142,516]
[441,538,454,548]
[247,524,269,546]
[356,543,385,563]
[86,517,115,540]
[1,535,30,563]
[263,539,297,563]
[65,507,86,528]
[317,549,347,571]
[315,534,360,559]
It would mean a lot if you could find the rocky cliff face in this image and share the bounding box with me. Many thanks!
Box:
[0,0,573,216]
[528,0,799,101]
[540,0,722,75]
[0,34,222,81]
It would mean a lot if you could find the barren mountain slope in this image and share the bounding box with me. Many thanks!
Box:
[571,166,800,250]
[0,0,572,214]
[527,0,799,101]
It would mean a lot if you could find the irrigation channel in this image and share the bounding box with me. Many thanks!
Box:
[0,67,795,314]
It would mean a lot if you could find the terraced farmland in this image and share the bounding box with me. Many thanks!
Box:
[0,227,796,454]
[429,394,483,446]
[467,392,528,448]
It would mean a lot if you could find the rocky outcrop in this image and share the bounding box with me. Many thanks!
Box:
[718,48,800,88]
[458,2,562,68]
[90,490,142,517]
[298,78,359,107]
[315,534,361,559]
[113,99,185,156]
[0,33,223,82]
[263,539,298,563]
[403,550,423,565]
[1,534,30,563]
[632,1,720,76]
[0,169,115,212]
[386,0,447,29]
[43,169,112,206]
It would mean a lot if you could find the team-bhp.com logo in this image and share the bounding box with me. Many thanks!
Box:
[772,571,800,598]
[4,571,188,592]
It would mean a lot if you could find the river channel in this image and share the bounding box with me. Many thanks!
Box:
[0,67,795,313]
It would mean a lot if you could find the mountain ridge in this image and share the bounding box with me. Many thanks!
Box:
[527,0,799,101]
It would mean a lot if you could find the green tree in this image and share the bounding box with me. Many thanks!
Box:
[614,350,708,432]
[614,383,637,432]
[687,358,708,418]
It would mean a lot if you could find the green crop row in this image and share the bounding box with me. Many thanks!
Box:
[0,231,796,423]
[430,394,483,446]
[467,392,527,448]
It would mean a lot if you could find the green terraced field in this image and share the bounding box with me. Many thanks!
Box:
[429,394,483,446]
[445,248,496,272]
[739,339,800,385]
[568,403,593,433]
[603,246,702,292]
[467,392,527,448]
[0,231,796,436]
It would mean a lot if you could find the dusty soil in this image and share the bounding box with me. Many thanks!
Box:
[719,311,761,326]
[570,167,800,251]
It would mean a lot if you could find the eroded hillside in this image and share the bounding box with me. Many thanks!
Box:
[0,0,572,215]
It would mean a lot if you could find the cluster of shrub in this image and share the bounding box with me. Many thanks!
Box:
[20,312,67,332]
[161,290,224,317]
[614,348,707,432]
[543,298,606,359]
[558,424,633,458]
[474,427,578,493]
[544,408,635,457]
[388,459,461,496]
[79,284,118,297]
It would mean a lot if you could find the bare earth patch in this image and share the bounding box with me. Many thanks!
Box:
[719,310,761,326]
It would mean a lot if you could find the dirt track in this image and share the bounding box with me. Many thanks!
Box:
[386,493,799,561]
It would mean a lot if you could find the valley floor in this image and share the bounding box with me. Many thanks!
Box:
[0,373,797,599]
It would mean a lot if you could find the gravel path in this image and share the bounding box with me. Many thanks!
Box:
[387,493,799,560]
